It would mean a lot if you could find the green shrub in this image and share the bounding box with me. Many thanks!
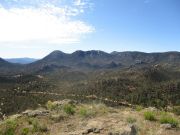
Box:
[29,118,48,132]
[39,124,48,132]
[126,117,137,124]
[4,128,15,135]
[50,113,66,122]
[78,106,95,118]
[160,115,179,127]
[172,106,180,115]
[3,119,17,135]
[135,105,143,112]
[79,107,88,117]
[21,128,29,135]
[144,111,156,121]
[95,103,109,114]
[28,118,36,125]
[63,104,75,115]
[31,119,39,132]
[46,100,56,110]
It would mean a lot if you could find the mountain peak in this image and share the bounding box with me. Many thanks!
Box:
[72,50,86,57]
[72,50,109,57]
[44,50,66,60]
[49,50,65,55]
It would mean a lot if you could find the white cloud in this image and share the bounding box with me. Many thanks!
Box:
[0,0,94,46]
[74,0,86,6]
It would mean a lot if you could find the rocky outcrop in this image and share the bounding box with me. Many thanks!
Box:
[22,109,49,117]
[160,124,172,130]
[82,128,101,134]
[108,124,138,135]
[51,99,77,107]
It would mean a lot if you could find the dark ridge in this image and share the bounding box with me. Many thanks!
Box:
[1,50,180,75]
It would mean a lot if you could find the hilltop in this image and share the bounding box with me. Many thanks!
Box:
[0,99,179,135]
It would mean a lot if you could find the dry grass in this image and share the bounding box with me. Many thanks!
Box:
[0,101,180,135]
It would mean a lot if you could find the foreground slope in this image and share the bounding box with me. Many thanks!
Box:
[0,100,179,135]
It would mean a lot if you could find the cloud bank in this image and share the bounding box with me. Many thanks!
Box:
[0,0,94,45]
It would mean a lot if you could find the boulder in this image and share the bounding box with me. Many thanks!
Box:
[51,99,77,108]
[160,124,172,130]
[144,107,158,112]
[82,128,101,134]
[9,114,22,119]
[108,124,138,135]
[22,109,49,117]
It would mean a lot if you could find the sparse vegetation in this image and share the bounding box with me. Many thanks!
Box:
[160,115,179,128]
[126,117,137,124]
[46,100,55,110]
[78,106,95,118]
[28,118,48,133]
[21,128,29,135]
[63,104,75,115]
[91,103,109,115]
[144,111,156,121]
[135,105,143,112]
[3,119,17,135]
[172,106,180,115]
[0,100,180,135]
[79,107,89,117]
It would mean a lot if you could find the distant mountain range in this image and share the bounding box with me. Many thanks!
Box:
[5,58,38,64]
[1,50,180,75]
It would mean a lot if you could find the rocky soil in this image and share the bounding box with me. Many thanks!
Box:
[0,99,179,135]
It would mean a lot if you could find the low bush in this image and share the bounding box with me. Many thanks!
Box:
[135,105,143,112]
[3,119,17,135]
[160,115,179,128]
[28,118,48,132]
[63,104,75,115]
[172,106,180,115]
[79,107,88,117]
[21,128,29,135]
[96,103,109,114]
[78,106,95,118]
[144,111,156,121]
[126,117,137,124]
[46,100,56,110]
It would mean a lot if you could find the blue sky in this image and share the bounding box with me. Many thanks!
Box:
[0,0,180,58]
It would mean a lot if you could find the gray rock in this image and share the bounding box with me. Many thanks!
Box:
[9,114,22,119]
[145,107,158,112]
[82,128,101,134]
[160,124,172,129]
[23,109,49,117]
[108,124,138,135]
[93,128,100,133]
[53,99,77,106]
[129,124,138,135]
